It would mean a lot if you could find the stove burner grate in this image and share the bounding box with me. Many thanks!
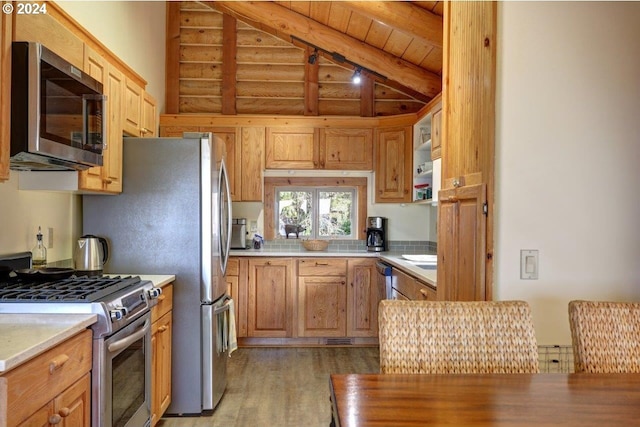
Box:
[0,275,142,302]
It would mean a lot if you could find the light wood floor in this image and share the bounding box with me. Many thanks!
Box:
[157,346,380,427]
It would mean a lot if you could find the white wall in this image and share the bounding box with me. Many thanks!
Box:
[496,2,640,344]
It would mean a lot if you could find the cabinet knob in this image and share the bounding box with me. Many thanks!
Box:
[49,415,62,424]
[59,407,71,417]
[158,325,168,333]
[419,289,430,299]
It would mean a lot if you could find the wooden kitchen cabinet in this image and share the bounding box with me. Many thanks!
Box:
[265,127,318,169]
[392,268,437,301]
[266,127,372,171]
[151,284,173,426]
[124,78,157,137]
[0,330,92,427]
[247,258,293,338]
[142,92,158,137]
[0,10,11,182]
[318,128,373,170]
[437,183,487,301]
[297,258,348,337]
[80,47,125,193]
[431,109,442,160]
[346,258,381,337]
[374,126,412,203]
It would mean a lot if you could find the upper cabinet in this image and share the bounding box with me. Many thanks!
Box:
[374,126,412,203]
[0,11,12,182]
[265,127,318,169]
[265,127,373,171]
[124,78,157,137]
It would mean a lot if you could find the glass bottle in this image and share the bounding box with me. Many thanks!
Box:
[32,226,47,269]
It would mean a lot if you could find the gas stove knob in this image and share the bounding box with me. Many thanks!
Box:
[110,307,128,322]
[147,287,163,300]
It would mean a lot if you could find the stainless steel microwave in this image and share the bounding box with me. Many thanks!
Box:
[10,41,106,171]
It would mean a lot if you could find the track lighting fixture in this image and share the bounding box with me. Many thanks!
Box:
[351,68,362,85]
[308,48,318,65]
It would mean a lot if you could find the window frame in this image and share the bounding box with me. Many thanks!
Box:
[275,186,357,239]
[264,177,368,240]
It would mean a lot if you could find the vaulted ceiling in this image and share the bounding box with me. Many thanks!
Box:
[204,1,443,100]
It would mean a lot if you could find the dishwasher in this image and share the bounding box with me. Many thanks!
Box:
[375,261,393,300]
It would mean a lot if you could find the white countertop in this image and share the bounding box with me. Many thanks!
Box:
[379,254,437,288]
[0,313,97,374]
[107,274,175,288]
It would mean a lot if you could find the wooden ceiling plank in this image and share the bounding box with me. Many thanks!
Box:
[342,0,443,49]
[207,1,441,98]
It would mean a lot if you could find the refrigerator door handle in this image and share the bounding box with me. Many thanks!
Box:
[219,158,232,276]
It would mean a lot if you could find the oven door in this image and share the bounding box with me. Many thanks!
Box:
[95,312,152,427]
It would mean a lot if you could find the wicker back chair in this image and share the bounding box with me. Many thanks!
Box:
[378,300,540,374]
[568,300,640,373]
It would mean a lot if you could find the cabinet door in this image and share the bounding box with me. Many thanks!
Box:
[202,127,241,201]
[437,183,487,301]
[240,127,265,201]
[431,109,442,160]
[141,92,157,137]
[374,126,412,203]
[79,47,107,191]
[297,276,347,337]
[54,373,91,427]
[151,311,172,426]
[247,258,293,337]
[102,65,125,193]
[265,127,318,169]
[319,128,373,170]
[346,259,380,337]
[123,77,143,136]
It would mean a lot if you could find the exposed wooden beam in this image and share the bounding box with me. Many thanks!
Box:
[360,75,374,117]
[342,1,443,49]
[165,1,181,114]
[206,1,441,98]
[304,46,319,116]
[221,14,237,115]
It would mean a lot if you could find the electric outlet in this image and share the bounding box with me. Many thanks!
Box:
[48,227,54,249]
[250,220,258,232]
[520,249,538,280]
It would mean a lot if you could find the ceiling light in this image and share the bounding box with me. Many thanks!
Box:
[352,68,362,85]
[308,49,318,65]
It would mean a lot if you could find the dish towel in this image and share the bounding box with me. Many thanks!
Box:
[227,297,238,356]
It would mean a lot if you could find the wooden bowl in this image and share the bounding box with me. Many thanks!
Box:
[301,240,329,251]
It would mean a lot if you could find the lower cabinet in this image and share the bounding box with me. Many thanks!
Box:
[236,256,382,343]
[151,284,173,427]
[297,258,348,337]
[0,330,92,427]
[392,269,437,301]
[247,258,293,338]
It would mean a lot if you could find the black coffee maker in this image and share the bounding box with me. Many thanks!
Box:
[366,217,387,252]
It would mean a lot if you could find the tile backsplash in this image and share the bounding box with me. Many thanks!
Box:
[255,239,436,253]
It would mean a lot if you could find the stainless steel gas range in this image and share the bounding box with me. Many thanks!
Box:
[0,253,162,427]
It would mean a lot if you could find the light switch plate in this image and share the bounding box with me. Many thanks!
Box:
[520,249,538,280]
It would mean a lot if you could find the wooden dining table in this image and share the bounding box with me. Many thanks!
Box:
[329,373,640,426]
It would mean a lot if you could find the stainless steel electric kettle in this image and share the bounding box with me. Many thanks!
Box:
[74,235,109,276]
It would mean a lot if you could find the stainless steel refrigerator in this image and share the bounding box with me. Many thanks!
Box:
[83,133,232,415]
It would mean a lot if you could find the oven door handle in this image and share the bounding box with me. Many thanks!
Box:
[107,320,150,353]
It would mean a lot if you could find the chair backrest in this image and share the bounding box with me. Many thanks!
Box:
[569,300,640,373]
[378,300,540,374]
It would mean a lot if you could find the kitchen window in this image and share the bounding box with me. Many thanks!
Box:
[276,187,356,239]
[264,177,368,240]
